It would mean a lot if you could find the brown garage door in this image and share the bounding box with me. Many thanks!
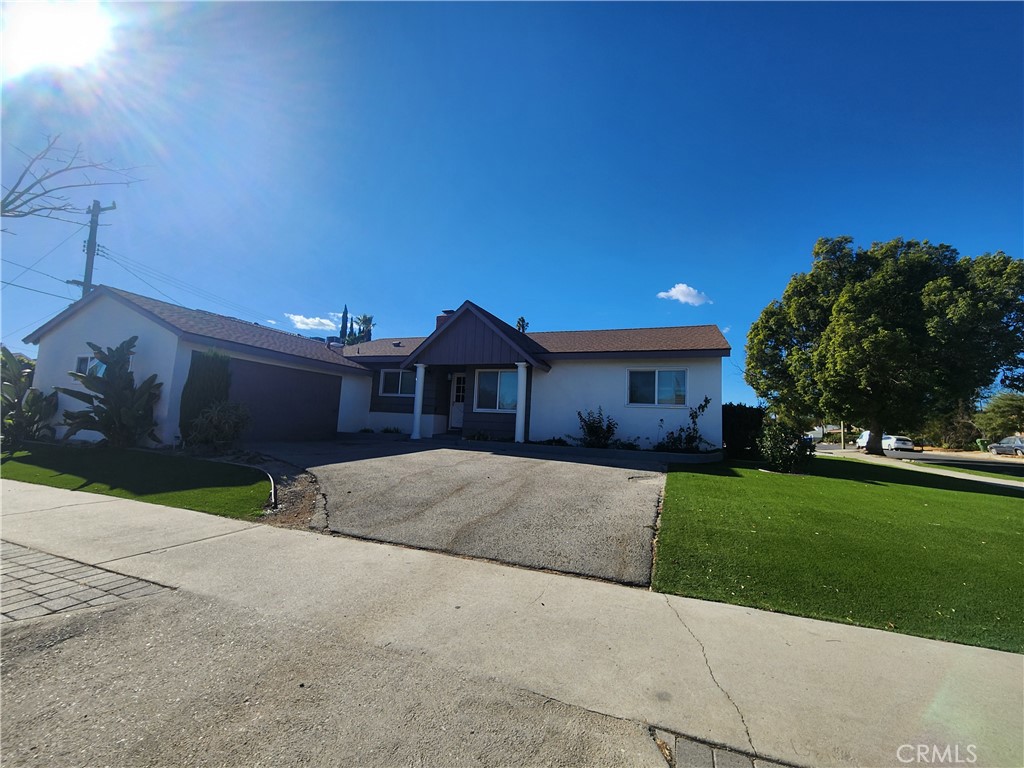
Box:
[228,358,341,441]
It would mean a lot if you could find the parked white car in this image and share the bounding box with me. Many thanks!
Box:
[855,431,914,451]
[882,435,915,451]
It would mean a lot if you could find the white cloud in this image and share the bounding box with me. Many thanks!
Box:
[656,283,712,306]
[722,325,731,334]
[284,313,340,331]
[264,319,277,326]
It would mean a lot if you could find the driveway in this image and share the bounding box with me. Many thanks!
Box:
[252,438,666,585]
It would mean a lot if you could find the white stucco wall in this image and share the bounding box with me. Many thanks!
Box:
[528,357,724,448]
[30,297,371,445]
[338,375,371,432]
[30,294,183,444]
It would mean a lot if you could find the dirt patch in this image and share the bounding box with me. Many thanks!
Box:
[208,452,323,531]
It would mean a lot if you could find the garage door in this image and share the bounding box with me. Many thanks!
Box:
[228,358,341,441]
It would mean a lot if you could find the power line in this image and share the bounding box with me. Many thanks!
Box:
[100,256,183,306]
[0,281,76,300]
[97,245,276,323]
[0,258,68,285]
[2,305,69,342]
[2,224,87,289]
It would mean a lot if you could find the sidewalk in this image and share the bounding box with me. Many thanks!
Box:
[2,479,1022,768]
[818,447,1024,490]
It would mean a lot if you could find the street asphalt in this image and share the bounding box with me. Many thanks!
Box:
[2,479,1021,768]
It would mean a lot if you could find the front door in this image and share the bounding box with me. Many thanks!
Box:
[449,373,466,430]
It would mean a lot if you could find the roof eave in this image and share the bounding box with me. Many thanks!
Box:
[538,348,731,361]
[178,332,372,375]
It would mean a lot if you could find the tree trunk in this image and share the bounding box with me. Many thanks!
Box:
[864,420,886,455]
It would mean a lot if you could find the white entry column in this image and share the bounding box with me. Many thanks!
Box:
[411,363,427,440]
[514,362,528,443]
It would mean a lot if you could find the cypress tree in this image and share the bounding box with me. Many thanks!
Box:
[178,350,231,444]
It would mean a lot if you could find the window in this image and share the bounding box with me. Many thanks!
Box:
[475,369,518,412]
[74,356,106,377]
[380,369,416,396]
[627,369,686,406]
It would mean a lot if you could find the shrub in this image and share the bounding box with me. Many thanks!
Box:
[608,437,640,451]
[533,436,570,447]
[722,402,765,459]
[2,346,58,451]
[757,419,815,473]
[654,397,713,453]
[917,402,981,450]
[179,350,232,444]
[58,336,163,448]
[572,407,617,448]
[189,401,250,450]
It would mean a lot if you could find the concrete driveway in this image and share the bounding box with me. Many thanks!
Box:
[252,438,666,585]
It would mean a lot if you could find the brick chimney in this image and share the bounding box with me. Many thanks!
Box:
[435,309,455,330]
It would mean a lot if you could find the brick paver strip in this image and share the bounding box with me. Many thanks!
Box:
[1,541,171,622]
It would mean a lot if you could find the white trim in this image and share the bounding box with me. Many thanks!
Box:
[379,368,416,397]
[625,367,688,407]
[514,362,528,443]
[411,363,427,440]
[473,368,519,413]
[449,372,466,430]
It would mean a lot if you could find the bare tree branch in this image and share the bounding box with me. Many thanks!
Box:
[2,135,143,224]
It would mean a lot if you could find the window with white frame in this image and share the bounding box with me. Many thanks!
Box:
[74,356,108,377]
[379,369,416,396]
[474,369,518,412]
[627,368,687,406]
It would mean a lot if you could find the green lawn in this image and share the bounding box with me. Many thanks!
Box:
[1,443,271,519]
[653,457,1024,653]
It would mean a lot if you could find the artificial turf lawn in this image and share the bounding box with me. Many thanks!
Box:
[652,457,1024,653]
[1,443,271,519]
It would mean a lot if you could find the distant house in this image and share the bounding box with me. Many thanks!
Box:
[24,287,730,447]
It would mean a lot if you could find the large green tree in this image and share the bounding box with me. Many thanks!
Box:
[746,237,1023,454]
[975,392,1024,441]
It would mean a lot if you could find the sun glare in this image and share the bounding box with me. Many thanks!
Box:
[2,1,113,81]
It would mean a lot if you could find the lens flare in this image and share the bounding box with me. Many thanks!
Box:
[2,1,113,81]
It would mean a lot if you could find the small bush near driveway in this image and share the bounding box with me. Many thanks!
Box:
[652,457,1023,653]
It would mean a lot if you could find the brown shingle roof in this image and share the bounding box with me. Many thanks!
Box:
[342,337,427,359]
[343,323,730,360]
[26,286,369,372]
[27,287,729,366]
[529,325,730,355]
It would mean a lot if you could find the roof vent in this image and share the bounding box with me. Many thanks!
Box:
[392,341,402,347]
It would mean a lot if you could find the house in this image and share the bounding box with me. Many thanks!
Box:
[24,286,372,443]
[24,287,731,448]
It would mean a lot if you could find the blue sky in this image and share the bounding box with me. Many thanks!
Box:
[2,1,1021,405]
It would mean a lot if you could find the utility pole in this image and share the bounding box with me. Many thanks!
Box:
[72,199,116,298]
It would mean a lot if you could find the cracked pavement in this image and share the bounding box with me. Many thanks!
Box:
[3,480,1021,768]
[251,439,667,585]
